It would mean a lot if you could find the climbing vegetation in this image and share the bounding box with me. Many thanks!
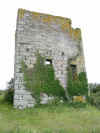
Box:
[21,52,88,103]
[21,53,65,103]
[67,67,88,97]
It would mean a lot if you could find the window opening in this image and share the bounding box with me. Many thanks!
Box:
[45,59,52,65]
[70,64,77,79]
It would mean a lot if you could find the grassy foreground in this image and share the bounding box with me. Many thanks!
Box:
[0,94,100,133]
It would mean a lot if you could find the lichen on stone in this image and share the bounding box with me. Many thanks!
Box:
[18,8,82,41]
[18,8,25,19]
[61,23,70,32]
[72,28,81,41]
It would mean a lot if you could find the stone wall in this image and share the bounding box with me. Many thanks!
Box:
[14,9,86,109]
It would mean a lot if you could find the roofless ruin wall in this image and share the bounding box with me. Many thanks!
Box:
[14,9,86,109]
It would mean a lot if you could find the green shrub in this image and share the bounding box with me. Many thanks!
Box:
[88,83,100,108]
[89,83,100,93]
[89,91,100,109]
[3,78,14,104]
[4,88,14,104]
[67,67,88,97]
[22,52,65,103]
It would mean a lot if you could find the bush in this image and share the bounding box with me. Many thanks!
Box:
[89,83,100,93]
[89,91,100,109]
[4,88,14,104]
[4,78,14,104]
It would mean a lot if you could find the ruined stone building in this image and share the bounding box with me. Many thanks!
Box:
[14,9,86,109]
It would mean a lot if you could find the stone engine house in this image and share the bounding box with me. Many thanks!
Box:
[14,9,86,109]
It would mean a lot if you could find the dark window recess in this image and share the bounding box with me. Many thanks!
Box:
[70,64,77,79]
[45,59,52,65]
[26,48,29,52]
[61,52,64,56]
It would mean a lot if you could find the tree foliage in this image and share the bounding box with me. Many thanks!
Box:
[4,78,14,104]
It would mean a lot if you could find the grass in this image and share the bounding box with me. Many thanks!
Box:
[0,94,100,133]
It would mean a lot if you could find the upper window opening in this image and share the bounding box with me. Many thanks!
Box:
[45,59,52,65]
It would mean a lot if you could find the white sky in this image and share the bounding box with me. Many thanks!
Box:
[0,0,100,90]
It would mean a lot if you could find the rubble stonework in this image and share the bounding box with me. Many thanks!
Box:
[14,9,86,109]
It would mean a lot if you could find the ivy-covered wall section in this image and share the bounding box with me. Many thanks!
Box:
[67,66,88,97]
[21,53,66,102]
[21,52,88,103]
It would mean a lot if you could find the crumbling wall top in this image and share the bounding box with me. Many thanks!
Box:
[18,8,81,41]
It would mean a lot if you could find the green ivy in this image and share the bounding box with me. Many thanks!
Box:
[21,53,65,102]
[67,67,88,97]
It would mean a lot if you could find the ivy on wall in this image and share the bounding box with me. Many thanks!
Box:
[21,53,65,102]
[67,67,88,97]
[21,52,88,103]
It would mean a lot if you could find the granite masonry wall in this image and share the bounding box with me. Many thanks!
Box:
[14,9,86,109]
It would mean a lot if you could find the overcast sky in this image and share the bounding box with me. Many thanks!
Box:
[0,0,100,90]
